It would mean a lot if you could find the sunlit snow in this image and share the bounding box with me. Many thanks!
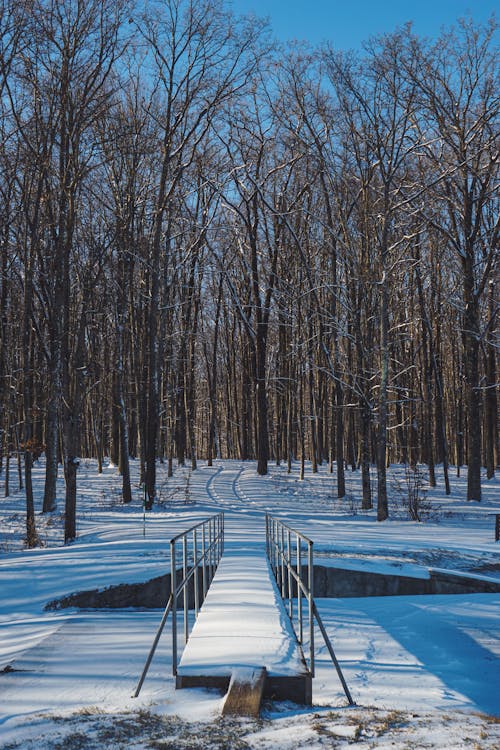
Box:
[0,457,498,748]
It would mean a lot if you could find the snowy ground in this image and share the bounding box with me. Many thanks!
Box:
[0,457,499,748]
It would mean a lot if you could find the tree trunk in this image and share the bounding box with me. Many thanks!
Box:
[63,310,87,543]
[23,246,39,548]
[256,327,269,475]
[485,279,497,478]
[115,243,132,503]
[42,391,59,512]
[206,278,222,466]
[144,219,162,508]
[360,401,372,510]
[336,378,345,498]
[377,266,389,521]
[462,256,482,501]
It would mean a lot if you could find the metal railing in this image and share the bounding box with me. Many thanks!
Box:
[265,514,354,705]
[134,512,224,697]
[266,514,315,672]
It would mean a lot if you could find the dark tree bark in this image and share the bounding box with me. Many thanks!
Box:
[22,226,39,548]
[484,279,497,479]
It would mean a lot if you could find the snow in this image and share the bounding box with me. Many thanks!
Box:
[314,593,500,716]
[0,457,499,748]
[229,666,267,688]
[313,554,431,578]
[178,551,307,677]
[246,722,320,749]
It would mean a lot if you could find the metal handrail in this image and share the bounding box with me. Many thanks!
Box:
[265,513,354,705]
[134,512,224,697]
[266,514,315,673]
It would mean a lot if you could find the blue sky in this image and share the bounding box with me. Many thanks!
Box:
[230,0,498,49]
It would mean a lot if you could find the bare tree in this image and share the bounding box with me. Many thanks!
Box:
[7,0,128,539]
[325,32,422,520]
[138,0,263,501]
[407,18,499,501]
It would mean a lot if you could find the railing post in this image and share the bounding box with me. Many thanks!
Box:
[216,514,219,561]
[214,515,218,565]
[297,533,303,644]
[273,521,281,586]
[183,535,188,642]
[214,515,217,569]
[269,518,278,581]
[209,517,214,581]
[308,539,314,677]
[171,538,177,676]
[280,524,286,599]
[202,523,207,600]
[194,528,199,617]
[287,529,292,620]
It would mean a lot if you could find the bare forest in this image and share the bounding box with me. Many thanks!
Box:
[0,0,498,545]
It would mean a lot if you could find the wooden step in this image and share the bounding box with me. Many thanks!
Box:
[221,667,267,717]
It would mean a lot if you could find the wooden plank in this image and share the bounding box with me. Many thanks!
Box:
[222,667,267,717]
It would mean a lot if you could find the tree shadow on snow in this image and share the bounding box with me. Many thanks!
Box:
[366,594,500,717]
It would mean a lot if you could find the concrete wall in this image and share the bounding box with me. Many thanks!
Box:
[310,566,433,598]
[45,563,500,611]
[45,568,204,610]
[309,565,500,598]
[427,568,500,595]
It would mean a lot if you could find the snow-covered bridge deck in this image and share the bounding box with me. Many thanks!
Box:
[175,550,312,704]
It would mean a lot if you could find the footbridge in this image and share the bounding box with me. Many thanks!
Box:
[134,503,353,715]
